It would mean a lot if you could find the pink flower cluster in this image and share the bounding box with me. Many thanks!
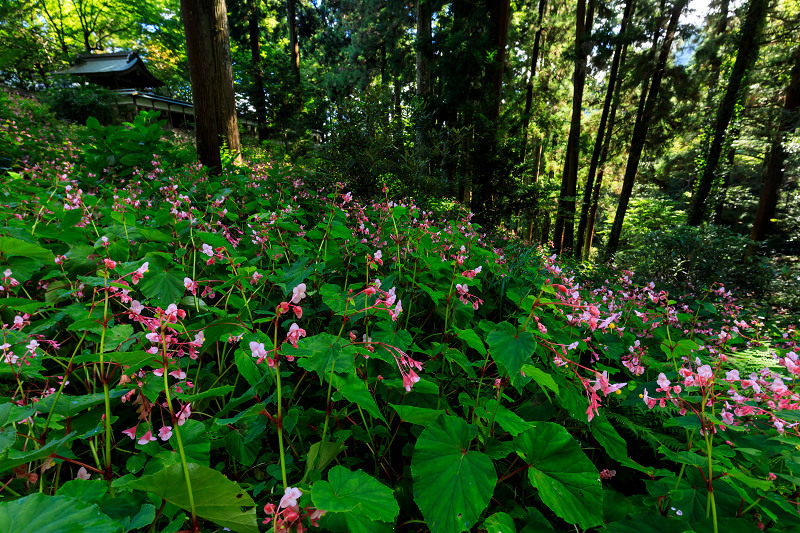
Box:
[262,487,325,532]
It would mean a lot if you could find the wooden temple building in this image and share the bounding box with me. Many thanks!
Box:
[57,52,256,131]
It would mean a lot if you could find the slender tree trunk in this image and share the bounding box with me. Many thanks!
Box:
[521,0,547,162]
[713,133,737,223]
[552,0,594,255]
[416,0,432,98]
[471,0,511,219]
[603,0,688,261]
[687,0,769,225]
[181,0,242,173]
[575,0,633,260]
[749,48,800,248]
[248,0,268,141]
[287,0,300,83]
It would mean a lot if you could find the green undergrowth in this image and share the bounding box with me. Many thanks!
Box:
[0,97,799,533]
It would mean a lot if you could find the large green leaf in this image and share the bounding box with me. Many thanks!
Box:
[0,493,117,533]
[411,415,497,533]
[115,462,257,533]
[514,423,602,529]
[34,390,127,418]
[389,404,445,426]
[330,371,385,422]
[483,512,516,533]
[475,399,535,436]
[138,267,185,306]
[0,432,76,473]
[292,333,355,376]
[311,465,399,523]
[0,236,54,262]
[486,322,537,388]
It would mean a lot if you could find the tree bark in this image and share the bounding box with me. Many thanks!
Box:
[552,0,594,255]
[416,0,432,98]
[248,0,268,141]
[603,0,687,261]
[287,0,300,82]
[749,48,800,247]
[687,0,769,225]
[520,0,547,162]
[181,0,242,173]
[470,0,511,219]
[575,0,633,260]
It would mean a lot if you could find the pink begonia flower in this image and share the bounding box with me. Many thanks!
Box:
[373,249,383,265]
[122,426,138,440]
[103,258,116,270]
[656,373,671,390]
[184,277,197,295]
[190,331,204,348]
[130,300,144,316]
[342,192,352,204]
[169,369,186,380]
[159,426,173,441]
[177,403,192,426]
[161,303,185,323]
[287,323,306,348]
[145,332,160,343]
[250,341,268,361]
[201,243,214,257]
[76,467,91,480]
[392,300,403,321]
[131,262,149,285]
[138,430,156,445]
[279,487,302,509]
[290,283,307,304]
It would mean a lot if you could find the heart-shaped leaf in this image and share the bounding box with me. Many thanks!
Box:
[514,423,602,529]
[411,415,496,533]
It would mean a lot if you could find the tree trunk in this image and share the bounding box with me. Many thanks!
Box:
[603,0,687,261]
[416,0,432,98]
[181,0,242,173]
[575,0,633,260]
[520,0,547,162]
[287,0,300,82]
[248,0,268,141]
[471,0,511,219]
[552,0,594,255]
[687,0,769,226]
[749,48,800,247]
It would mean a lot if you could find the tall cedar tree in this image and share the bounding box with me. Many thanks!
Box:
[520,0,548,163]
[248,0,268,141]
[552,0,594,254]
[603,0,688,261]
[687,0,769,225]
[470,0,511,220]
[749,48,800,247]
[181,0,242,173]
[287,0,300,83]
[416,0,432,98]
[575,0,634,260]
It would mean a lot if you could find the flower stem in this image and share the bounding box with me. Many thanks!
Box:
[274,313,288,490]
[160,325,197,530]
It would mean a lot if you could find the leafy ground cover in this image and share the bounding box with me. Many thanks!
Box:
[1,92,800,532]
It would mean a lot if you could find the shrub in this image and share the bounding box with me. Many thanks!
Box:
[40,80,118,125]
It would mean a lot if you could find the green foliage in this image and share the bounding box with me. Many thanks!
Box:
[40,80,117,125]
[1,100,800,533]
[0,89,66,174]
[617,222,773,292]
[318,88,465,200]
[79,110,195,180]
